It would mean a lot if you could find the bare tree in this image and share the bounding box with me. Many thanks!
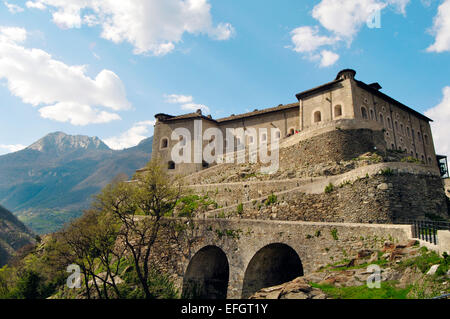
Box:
[93,159,184,299]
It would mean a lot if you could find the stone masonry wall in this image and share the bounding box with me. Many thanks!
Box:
[203,171,448,224]
[148,218,413,298]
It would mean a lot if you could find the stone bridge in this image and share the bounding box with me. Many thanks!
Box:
[175,218,413,299]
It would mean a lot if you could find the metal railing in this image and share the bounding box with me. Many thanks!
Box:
[396,220,450,245]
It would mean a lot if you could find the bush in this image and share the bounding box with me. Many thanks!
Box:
[325,183,334,194]
[265,194,277,206]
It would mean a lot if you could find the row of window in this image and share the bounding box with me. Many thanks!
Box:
[160,130,288,150]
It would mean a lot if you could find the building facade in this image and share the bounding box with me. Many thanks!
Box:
[151,69,438,174]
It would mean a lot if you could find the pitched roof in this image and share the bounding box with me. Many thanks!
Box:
[355,80,433,122]
[295,79,343,100]
[216,103,298,123]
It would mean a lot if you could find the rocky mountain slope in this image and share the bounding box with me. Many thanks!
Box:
[0,132,153,234]
[0,205,35,266]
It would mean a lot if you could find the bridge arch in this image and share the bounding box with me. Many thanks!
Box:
[182,245,229,299]
[241,243,303,298]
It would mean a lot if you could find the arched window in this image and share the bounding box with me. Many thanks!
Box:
[334,105,342,117]
[379,113,384,126]
[387,117,392,129]
[424,134,429,145]
[314,111,322,123]
[275,131,281,140]
[407,127,410,137]
[361,107,368,119]
[261,133,267,142]
[394,121,398,131]
[168,161,175,170]
[417,132,422,141]
[370,109,374,120]
[160,137,169,149]
[427,157,432,165]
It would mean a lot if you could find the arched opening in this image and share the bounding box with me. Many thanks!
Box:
[379,113,384,127]
[182,246,229,299]
[361,107,368,119]
[168,161,175,170]
[334,105,342,118]
[241,243,303,299]
[314,111,322,123]
[160,137,169,149]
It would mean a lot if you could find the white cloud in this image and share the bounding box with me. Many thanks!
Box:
[425,86,450,156]
[0,26,131,126]
[164,94,210,113]
[387,0,410,15]
[26,0,234,56]
[4,1,24,13]
[319,50,340,67]
[164,94,193,104]
[312,0,386,39]
[288,0,412,67]
[25,1,46,9]
[0,143,26,155]
[427,0,450,53]
[181,103,210,113]
[104,120,155,150]
[290,26,338,53]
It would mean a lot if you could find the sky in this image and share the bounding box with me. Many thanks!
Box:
[0,0,449,156]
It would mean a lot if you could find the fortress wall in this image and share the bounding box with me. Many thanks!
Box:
[202,169,448,224]
[185,126,387,185]
[148,218,413,298]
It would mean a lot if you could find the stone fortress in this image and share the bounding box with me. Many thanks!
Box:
[149,69,449,224]
[145,69,450,298]
[152,69,439,175]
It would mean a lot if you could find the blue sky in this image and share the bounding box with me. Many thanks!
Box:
[0,0,449,155]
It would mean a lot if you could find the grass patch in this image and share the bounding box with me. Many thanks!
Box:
[311,281,411,299]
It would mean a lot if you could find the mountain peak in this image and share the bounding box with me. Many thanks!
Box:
[27,131,110,153]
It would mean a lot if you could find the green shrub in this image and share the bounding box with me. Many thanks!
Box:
[236,203,244,215]
[325,183,334,194]
[265,193,277,206]
[331,228,338,240]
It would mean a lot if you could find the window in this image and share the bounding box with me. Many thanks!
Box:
[334,105,342,117]
[407,127,410,137]
[248,136,254,144]
[261,133,267,142]
[168,161,175,170]
[387,117,392,129]
[370,109,374,120]
[314,111,322,123]
[428,157,432,165]
[160,138,169,149]
[275,131,281,139]
[395,121,398,131]
[361,107,368,119]
[417,132,422,141]
[379,113,384,126]
[424,134,429,145]
[400,123,404,135]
